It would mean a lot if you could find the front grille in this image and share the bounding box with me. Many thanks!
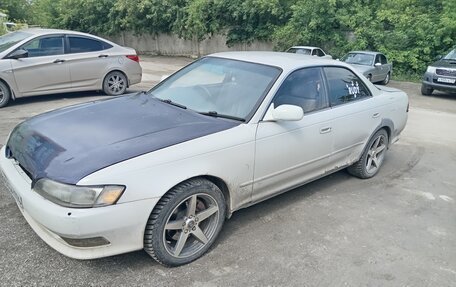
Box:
[436,68,456,77]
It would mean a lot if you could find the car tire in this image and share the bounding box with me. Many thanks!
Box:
[102,71,128,96]
[0,81,11,108]
[421,84,433,96]
[381,72,390,85]
[144,178,226,267]
[348,129,388,179]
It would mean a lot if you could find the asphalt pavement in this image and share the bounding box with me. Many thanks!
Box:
[0,56,455,286]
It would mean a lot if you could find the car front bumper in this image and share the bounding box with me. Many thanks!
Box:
[422,72,456,92]
[0,146,159,259]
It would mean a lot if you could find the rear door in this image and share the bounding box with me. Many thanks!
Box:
[11,35,72,95]
[252,67,334,202]
[65,35,113,89]
[323,66,381,169]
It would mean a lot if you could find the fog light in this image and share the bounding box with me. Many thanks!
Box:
[61,236,110,247]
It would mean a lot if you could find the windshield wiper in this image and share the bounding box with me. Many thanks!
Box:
[198,111,245,122]
[159,98,187,109]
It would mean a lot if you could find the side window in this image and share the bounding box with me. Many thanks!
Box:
[21,36,64,57]
[380,54,387,64]
[68,36,110,53]
[375,54,381,64]
[317,49,325,57]
[324,67,371,106]
[312,49,318,56]
[273,67,328,114]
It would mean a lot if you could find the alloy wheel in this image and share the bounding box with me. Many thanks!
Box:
[107,75,126,95]
[365,134,387,174]
[163,193,220,258]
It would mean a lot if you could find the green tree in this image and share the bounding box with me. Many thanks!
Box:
[0,0,31,22]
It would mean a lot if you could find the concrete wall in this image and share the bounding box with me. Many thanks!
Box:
[106,32,274,57]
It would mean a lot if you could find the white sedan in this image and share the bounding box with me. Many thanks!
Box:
[0,52,408,266]
[0,28,142,108]
[286,46,332,59]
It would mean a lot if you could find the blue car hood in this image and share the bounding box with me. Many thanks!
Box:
[5,93,238,184]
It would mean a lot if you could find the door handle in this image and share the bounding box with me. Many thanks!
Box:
[53,59,65,64]
[372,112,380,118]
[320,127,332,134]
[98,54,108,58]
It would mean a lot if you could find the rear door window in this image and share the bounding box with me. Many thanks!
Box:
[316,49,325,56]
[324,67,372,106]
[68,36,112,53]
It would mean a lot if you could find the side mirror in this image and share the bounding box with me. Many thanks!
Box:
[7,49,28,60]
[270,104,304,121]
[374,62,382,67]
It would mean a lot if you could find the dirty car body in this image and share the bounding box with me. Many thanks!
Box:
[0,52,408,266]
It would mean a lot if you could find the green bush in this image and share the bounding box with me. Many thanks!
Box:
[4,0,455,80]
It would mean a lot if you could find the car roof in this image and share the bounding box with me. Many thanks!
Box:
[21,28,94,37]
[209,51,345,71]
[289,46,319,50]
[348,51,382,55]
[17,28,118,46]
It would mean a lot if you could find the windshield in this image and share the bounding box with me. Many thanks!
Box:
[342,53,374,66]
[149,57,281,120]
[287,48,311,55]
[0,31,32,53]
[443,49,456,60]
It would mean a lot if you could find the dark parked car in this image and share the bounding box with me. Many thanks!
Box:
[421,48,456,95]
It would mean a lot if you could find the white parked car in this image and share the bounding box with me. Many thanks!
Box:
[0,52,408,266]
[286,46,332,59]
[0,28,142,108]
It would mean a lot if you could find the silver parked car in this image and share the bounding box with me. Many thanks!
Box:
[341,51,392,85]
[1,52,408,266]
[0,28,142,107]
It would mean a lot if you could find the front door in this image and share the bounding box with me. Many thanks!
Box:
[252,67,334,203]
[11,35,71,95]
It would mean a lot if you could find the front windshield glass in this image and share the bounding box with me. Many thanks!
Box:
[0,31,32,53]
[443,49,456,60]
[150,57,281,120]
[342,53,374,66]
[287,48,311,55]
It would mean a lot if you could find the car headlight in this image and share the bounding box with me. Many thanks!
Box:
[426,66,436,74]
[33,179,125,208]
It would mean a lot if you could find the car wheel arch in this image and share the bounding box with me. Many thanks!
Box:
[369,119,394,149]
[156,175,233,219]
[0,78,13,107]
[103,69,129,87]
